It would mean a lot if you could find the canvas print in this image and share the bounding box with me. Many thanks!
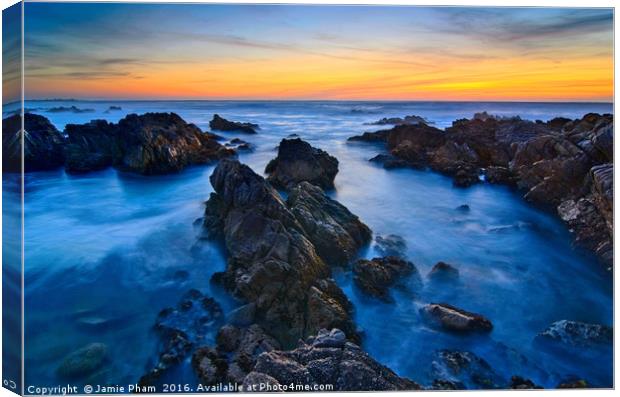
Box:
[1,1,614,394]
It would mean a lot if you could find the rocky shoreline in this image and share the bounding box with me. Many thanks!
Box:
[349,112,613,270]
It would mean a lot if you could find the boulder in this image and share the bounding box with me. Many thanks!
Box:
[287,181,371,266]
[374,234,407,257]
[265,138,339,190]
[246,329,421,391]
[209,114,258,134]
[57,343,108,379]
[369,154,410,169]
[2,113,65,172]
[421,303,492,333]
[202,159,360,346]
[353,257,420,302]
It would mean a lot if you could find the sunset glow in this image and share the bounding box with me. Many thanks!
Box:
[22,3,614,102]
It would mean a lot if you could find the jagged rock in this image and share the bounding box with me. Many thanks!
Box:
[265,138,339,190]
[65,113,234,174]
[209,114,258,134]
[347,130,389,143]
[369,154,410,169]
[431,379,464,390]
[428,262,459,281]
[431,350,504,389]
[353,257,420,302]
[374,234,407,257]
[557,378,588,388]
[57,343,108,379]
[287,181,371,266]
[421,303,492,332]
[2,113,65,172]
[366,115,430,126]
[453,166,480,188]
[246,329,421,391]
[536,320,612,348]
[47,105,94,113]
[202,160,360,346]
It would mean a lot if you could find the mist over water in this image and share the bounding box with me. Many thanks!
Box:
[4,100,612,389]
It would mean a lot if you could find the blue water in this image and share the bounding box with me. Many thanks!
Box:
[3,100,613,389]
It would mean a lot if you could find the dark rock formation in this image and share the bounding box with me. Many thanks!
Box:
[244,328,421,391]
[139,290,224,386]
[265,138,339,190]
[374,234,407,257]
[365,115,430,126]
[431,350,504,389]
[287,182,371,266]
[65,112,234,174]
[353,256,420,302]
[557,378,588,388]
[2,113,66,172]
[209,114,258,134]
[369,154,410,169]
[428,262,459,282]
[536,320,612,348]
[47,105,94,113]
[421,303,492,333]
[202,159,361,346]
[510,376,543,389]
[57,343,108,379]
[350,113,614,268]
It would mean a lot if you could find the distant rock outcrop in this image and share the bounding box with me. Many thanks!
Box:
[265,138,339,190]
[209,114,258,134]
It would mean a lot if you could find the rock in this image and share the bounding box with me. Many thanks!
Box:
[2,113,66,172]
[428,262,459,281]
[192,347,229,384]
[65,113,234,174]
[57,343,108,379]
[453,166,480,187]
[369,154,410,169]
[265,138,339,190]
[247,329,421,391]
[202,160,360,346]
[366,115,430,126]
[421,303,492,333]
[510,376,542,389]
[227,303,257,327]
[536,320,612,348]
[209,114,258,134]
[431,350,504,389]
[287,181,371,266]
[485,166,516,185]
[139,290,224,385]
[456,204,470,212]
[47,106,94,113]
[347,130,389,143]
[590,163,613,233]
[374,234,407,257]
[431,379,464,390]
[307,328,346,348]
[353,257,420,302]
[243,372,281,390]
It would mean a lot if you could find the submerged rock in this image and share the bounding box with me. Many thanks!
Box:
[139,290,224,386]
[2,113,66,172]
[209,114,258,134]
[366,115,430,126]
[431,350,504,389]
[57,343,108,379]
[287,181,371,266]
[353,257,420,302]
[510,376,543,389]
[265,138,339,190]
[202,159,361,346]
[428,262,459,282]
[421,303,492,333]
[536,320,612,348]
[374,234,407,257]
[245,328,421,391]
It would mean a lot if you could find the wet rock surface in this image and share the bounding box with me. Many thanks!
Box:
[57,343,108,380]
[209,114,258,134]
[365,115,430,126]
[202,159,359,346]
[374,234,407,257]
[245,328,421,391]
[431,350,504,389]
[265,138,339,190]
[351,113,614,268]
[421,303,492,333]
[139,290,224,385]
[428,262,459,282]
[287,181,371,266]
[3,113,66,172]
[536,320,612,348]
[352,256,420,302]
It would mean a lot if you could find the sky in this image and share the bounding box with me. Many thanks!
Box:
[14,3,615,101]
